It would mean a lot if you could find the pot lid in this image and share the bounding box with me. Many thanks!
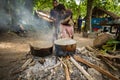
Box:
[30,41,53,49]
[54,38,76,45]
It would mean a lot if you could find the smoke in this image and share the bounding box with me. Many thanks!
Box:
[17,6,54,41]
[0,0,54,42]
[0,9,11,32]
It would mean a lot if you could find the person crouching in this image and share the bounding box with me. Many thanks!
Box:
[60,9,74,39]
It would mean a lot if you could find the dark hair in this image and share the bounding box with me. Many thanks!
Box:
[53,0,57,1]
[53,0,58,3]
[55,4,65,11]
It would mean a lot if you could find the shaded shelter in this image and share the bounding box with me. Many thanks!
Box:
[92,7,120,39]
[92,7,120,19]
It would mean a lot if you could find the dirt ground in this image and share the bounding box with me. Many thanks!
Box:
[0,32,93,80]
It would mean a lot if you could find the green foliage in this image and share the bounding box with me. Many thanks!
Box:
[102,39,120,52]
[94,0,120,16]
[33,0,53,11]
[33,0,87,20]
[107,39,120,45]
[33,0,120,19]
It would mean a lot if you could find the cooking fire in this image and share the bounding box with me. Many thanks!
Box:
[0,0,120,80]
[13,38,119,80]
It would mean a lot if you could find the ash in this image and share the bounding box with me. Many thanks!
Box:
[19,56,65,80]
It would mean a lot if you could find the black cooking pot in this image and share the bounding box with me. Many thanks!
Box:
[30,41,53,57]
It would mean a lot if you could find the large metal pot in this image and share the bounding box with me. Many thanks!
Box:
[54,38,76,57]
[30,41,53,57]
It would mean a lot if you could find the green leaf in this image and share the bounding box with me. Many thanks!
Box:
[107,39,120,44]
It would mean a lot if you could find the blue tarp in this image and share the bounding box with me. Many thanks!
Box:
[92,18,105,25]
[91,17,112,29]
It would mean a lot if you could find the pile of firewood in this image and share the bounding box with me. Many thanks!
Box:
[13,46,119,80]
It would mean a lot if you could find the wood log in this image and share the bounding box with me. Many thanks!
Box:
[66,59,73,73]
[64,63,71,80]
[85,46,105,55]
[85,46,95,52]
[70,57,95,80]
[11,69,22,75]
[21,58,33,70]
[100,57,118,70]
[29,60,35,67]
[44,62,61,71]
[59,58,71,80]
[11,58,33,75]
[99,56,120,69]
[97,54,120,59]
[74,55,118,80]
[79,46,100,61]
[86,46,120,61]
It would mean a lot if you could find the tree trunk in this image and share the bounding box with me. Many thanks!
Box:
[82,0,94,37]
[78,4,81,17]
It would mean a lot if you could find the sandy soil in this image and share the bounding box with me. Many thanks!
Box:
[0,32,94,80]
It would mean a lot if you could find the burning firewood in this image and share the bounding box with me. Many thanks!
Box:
[58,57,71,80]
[63,62,71,80]
[70,56,95,80]
[73,55,118,80]
[100,56,118,70]
[28,60,35,67]
[11,58,33,75]
[77,47,100,61]
[97,54,120,70]
[44,62,61,71]
[21,58,33,70]
[16,42,120,80]
[66,59,73,74]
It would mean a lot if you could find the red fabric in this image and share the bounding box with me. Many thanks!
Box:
[93,28,99,31]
